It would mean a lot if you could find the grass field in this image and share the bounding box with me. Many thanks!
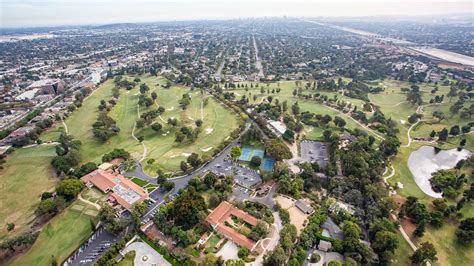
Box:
[391,231,413,266]
[387,139,473,266]
[0,145,57,240]
[117,251,135,266]
[232,80,379,140]
[45,75,240,174]
[365,79,474,265]
[204,234,222,253]
[9,200,96,266]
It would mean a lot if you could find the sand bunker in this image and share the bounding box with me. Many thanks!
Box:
[167,107,175,111]
[169,154,179,158]
[162,131,170,136]
[201,147,213,152]
[205,128,214,134]
[181,153,191,157]
[400,119,406,125]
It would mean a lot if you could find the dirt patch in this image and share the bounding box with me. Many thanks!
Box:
[392,194,407,211]
[143,224,175,249]
[287,206,309,235]
[400,218,416,238]
[274,195,294,209]
[275,195,309,234]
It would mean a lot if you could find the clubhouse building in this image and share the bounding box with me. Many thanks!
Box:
[80,169,148,212]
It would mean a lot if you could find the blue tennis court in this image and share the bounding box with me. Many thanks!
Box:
[238,146,265,161]
[261,158,275,171]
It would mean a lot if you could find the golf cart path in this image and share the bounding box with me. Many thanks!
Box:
[78,191,101,210]
[62,119,69,135]
[133,99,147,162]
[322,104,385,140]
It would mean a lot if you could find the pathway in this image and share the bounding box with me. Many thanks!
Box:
[62,119,69,135]
[391,213,417,251]
[322,104,385,140]
[77,191,101,210]
[132,99,147,162]
[248,212,282,266]
[402,120,420,148]
[383,165,395,184]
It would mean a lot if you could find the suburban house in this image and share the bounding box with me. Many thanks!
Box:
[80,169,148,211]
[339,133,357,149]
[318,240,332,252]
[321,217,344,240]
[206,201,259,250]
[295,199,315,215]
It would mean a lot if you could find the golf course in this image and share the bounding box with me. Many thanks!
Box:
[42,75,240,174]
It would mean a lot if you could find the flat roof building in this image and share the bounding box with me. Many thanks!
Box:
[80,169,148,210]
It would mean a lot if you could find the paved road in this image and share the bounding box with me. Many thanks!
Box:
[65,122,253,265]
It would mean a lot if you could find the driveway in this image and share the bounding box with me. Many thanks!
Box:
[247,211,282,266]
[305,250,345,266]
[216,241,239,261]
[122,241,171,266]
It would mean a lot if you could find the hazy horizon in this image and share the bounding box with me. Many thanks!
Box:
[1,0,473,28]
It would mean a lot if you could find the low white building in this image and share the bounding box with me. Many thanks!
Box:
[268,120,287,136]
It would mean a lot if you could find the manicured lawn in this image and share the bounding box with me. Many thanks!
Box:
[139,87,240,174]
[131,177,148,187]
[233,80,379,139]
[0,145,57,240]
[389,142,473,266]
[82,188,108,204]
[9,201,96,266]
[117,251,135,266]
[54,75,239,174]
[417,222,474,266]
[391,231,413,266]
[204,234,222,253]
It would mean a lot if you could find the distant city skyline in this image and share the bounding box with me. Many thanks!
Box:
[0,0,472,28]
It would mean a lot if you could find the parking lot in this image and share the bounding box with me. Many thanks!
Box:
[64,228,121,266]
[211,158,261,188]
[300,140,329,168]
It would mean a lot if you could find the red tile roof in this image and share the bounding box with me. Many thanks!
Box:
[205,201,260,250]
[80,169,148,210]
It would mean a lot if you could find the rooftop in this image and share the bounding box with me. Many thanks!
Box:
[206,201,259,250]
[80,169,148,210]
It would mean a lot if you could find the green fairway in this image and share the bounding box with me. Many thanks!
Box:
[232,80,379,140]
[0,145,57,240]
[48,75,239,174]
[391,231,413,266]
[9,201,96,266]
[418,221,474,266]
[388,142,474,266]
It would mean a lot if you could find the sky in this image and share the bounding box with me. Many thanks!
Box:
[0,0,472,28]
